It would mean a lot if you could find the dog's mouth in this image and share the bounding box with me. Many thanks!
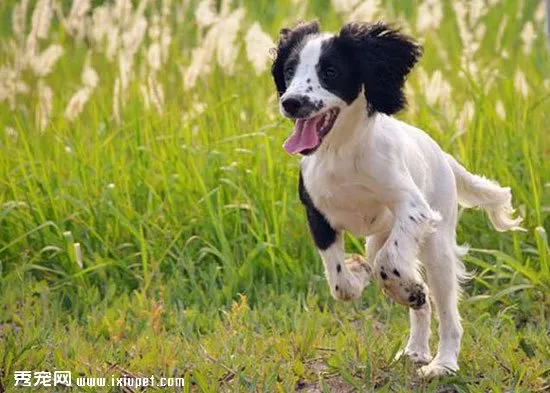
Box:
[283,108,340,155]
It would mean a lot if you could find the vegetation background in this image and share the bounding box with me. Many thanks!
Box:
[0,0,549,391]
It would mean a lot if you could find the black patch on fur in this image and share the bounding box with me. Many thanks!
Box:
[336,22,422,115]
[381,271,388,280]
[298,171,337,250]
[392,269,400,277]
[409,215,416,223]
[337,264,342,273]
[370,216,377,224]
[271,21,320,96]
[394,240,398,247]
[316,37,363,104]
[335,285,339,291]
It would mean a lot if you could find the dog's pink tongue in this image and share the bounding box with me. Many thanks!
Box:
[283,116,321,154]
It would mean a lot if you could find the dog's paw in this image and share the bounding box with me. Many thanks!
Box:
[395,346,431,365]
[331,276,363,301]
[417,358,458,378]
[345,254,372,286]
[330,255,371,302]
[375,257,428,309]
[403,347,432,365]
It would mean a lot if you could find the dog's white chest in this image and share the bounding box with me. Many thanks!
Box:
[301,156,393,236]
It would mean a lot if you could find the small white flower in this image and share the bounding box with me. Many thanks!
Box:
[74,242,83,268]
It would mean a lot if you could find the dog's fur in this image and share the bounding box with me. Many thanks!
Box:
[271,21,523,377]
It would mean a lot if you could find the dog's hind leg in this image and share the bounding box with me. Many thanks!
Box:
[369,233,433,365]
[417,232,464,377]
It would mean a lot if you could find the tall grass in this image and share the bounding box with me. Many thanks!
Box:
[0,0,548,318]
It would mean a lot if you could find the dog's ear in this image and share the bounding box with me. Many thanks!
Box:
[271,20,320,96]
[338,22,422,115]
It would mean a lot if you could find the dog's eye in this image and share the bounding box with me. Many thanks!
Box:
[284,65,295,79]
[323,67,338,80]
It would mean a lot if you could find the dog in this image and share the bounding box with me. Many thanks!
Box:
[271,21,523,377]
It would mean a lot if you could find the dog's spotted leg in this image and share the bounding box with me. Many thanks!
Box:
[417,234,463,378]
[299,173,371,301]
[374,191,441,309]
[367,233,432,364]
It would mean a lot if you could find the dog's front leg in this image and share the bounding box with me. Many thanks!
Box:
[299,174,371,301]
[318,235,371,301]
[374,191,441,308]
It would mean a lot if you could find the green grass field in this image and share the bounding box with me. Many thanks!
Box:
[1,0,549,391]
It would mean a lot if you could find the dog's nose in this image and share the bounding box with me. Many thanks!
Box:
[281,97,303,117]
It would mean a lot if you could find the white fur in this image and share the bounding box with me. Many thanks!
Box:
[283,36,523,378]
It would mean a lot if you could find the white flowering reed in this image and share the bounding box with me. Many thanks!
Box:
[37,80,53,132]
[148,73,165,115]
[196,0,218,29]
[140,84,150,110]
[495,100,506,121]
[418,68,452,108]
[30,0,54,40]
[520,21,536,55]
[5,126,19,142]
[455,100,474,135]
[147,42,162,72]
[64,87,91,121]
[346,0,381,22]
[331,0,361,14]
[514,70,529,98]
[183,2,245,89]
[64,0,91,39]
[416,0,443,33]
[113,78,121,123]
[12,0,29,43]
[0,66,29,110]
[122,17,148,57]
[245,22,274,75]
[82,56,99,89]
[216,8,245,74]
[31,44,64,77]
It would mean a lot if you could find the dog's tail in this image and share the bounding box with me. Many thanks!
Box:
[446,154,524,232]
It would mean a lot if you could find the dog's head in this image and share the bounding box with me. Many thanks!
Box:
[271,21,422,155]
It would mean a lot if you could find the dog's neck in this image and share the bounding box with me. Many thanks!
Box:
[318,93,376,155]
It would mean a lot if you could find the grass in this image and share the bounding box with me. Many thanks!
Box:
[1,0,549,391]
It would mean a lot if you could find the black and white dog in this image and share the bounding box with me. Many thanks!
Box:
[271,21,523,377]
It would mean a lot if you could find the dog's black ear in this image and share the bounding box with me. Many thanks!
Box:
[271,20,320,96]
[338,22,422,115]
